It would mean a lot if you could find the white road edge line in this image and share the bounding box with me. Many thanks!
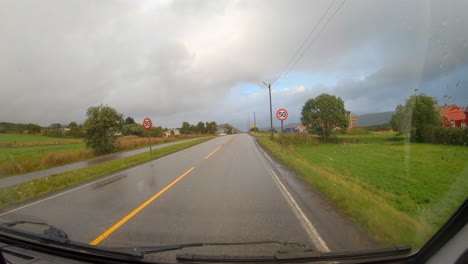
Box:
[0,137,225,217]
[270,169,330,252]
[249,136,330,252]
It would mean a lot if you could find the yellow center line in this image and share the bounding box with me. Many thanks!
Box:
[223,136,234,145]
[204,145,222,159]
[89,167,196,246]
[204,136,235,160]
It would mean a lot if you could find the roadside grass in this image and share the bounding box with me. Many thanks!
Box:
[0,137,215,209]
[0,134,212,177]
[254,132,467,249]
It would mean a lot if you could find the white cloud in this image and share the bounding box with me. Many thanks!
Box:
[0,0,467,131]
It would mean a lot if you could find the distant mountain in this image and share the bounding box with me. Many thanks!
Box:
[217,123,243,134]
[358,111,395,127]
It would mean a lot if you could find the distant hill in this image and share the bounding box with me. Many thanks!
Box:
[217,123,243,134]
[358,111,395,127]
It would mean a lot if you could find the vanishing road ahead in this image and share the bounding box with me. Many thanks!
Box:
[0,134,375,261]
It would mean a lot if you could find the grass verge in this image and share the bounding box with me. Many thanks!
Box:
[0,136,215,209]
[254,132,467,249]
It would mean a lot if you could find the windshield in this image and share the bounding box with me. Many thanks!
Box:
[0,0,467,263]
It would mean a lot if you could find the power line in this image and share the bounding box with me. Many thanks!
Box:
[273,0,346,88]
[272,0,337,87]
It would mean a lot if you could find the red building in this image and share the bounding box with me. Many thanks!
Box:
[435,104,468,128]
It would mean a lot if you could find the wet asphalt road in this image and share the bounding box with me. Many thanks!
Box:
[0,134,376,261]
[0,135,314,244]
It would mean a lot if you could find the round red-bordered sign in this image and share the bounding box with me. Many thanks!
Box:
[143,118,152,130]
[276,109,288,121]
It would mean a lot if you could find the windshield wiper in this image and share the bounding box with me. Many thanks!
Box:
[176,245,412,263]
[0,221,143,260]
[111,241,306,255]
[0,221,70,243]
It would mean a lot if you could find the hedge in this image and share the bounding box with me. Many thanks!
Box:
[413,126,468,146]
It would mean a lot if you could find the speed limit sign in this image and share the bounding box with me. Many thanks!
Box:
[276,109,288,121]
[143,118,152,130]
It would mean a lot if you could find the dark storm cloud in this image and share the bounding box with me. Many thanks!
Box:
[0,0,467,129]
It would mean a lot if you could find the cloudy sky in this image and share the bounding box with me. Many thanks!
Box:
[1,0,467,130]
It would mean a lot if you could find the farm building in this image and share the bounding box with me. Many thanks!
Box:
[435,104,468,128]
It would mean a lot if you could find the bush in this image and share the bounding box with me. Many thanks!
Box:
[345,128,371,135]
[414,126,467,146]
[272,133,319,147]
[364,123,393,132]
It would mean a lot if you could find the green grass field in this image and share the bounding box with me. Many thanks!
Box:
[255,132,467,249]
[0,134,75,143]
[0,143,86,160]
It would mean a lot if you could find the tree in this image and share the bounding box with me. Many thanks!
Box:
[122,124,143,136]
[125,117,136,125]
[180,122,191,134]
[249,127,259,133]
[390,94,441,142]
[190,125,197,134]
[83,105,123,155]
[67,121,84,138]
[196,121,205,134]
[50,123,62,129]
[301,93,348,141]
[43,123,63,138]
[26,123,41,134]
[205,121,218,134]
[224,124,234,135]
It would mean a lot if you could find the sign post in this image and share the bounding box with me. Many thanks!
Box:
[143,118,153,156]
[276,109,288,151]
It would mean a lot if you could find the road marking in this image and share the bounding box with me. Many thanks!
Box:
[249,136,330,252]
[204,146,222,159]
[89,167,196,245]
[223,136,234,145]
[204,136,235,160]
[270,170,330,252]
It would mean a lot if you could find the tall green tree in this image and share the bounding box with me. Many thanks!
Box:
[180,122,191,134]
[125,117,136,125]
[205,121,218,134]
[83,105,123,155]
[189,125,197,134]
[301,93,348,141]
[390,94,441,142]
[196,121,206,134]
